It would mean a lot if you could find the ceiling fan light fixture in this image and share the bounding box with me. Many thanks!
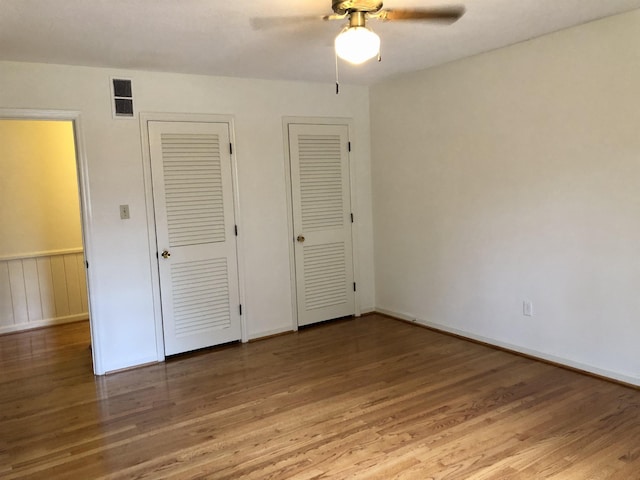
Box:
[335,26,380,65]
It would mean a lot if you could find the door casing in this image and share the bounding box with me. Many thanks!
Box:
[140,112,247,361]
[283,116,361,330]
[0,108,100,373]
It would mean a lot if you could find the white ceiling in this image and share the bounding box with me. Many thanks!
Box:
[1,0,640,85]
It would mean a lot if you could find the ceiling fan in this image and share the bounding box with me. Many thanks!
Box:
[252,1,465,65]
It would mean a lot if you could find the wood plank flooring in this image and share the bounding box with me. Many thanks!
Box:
[1,315,638,479]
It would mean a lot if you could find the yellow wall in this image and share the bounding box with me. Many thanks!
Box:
[0,120,82,257]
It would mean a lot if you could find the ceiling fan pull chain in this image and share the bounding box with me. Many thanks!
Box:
[335,51,340,95]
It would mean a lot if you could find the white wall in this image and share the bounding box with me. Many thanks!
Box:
[0,62,374,373]
[370,11,640,385]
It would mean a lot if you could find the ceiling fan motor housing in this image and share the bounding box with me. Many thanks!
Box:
[332,0,384,15]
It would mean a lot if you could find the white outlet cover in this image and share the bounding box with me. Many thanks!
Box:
[119,204,130,220]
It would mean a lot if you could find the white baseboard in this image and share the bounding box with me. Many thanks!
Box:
[248,325,293,341]
[375,307,417,323]
[376,308,639,388]
[0,313,88,335]
[103,355,161,375]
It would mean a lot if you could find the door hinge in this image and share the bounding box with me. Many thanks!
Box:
[350,213,354,223]
[239,304,243,315]
[353,282,356,292]
[348,141,351,152]
[85,261,89,269]
[234,225,238,236]
[229,143,233,155]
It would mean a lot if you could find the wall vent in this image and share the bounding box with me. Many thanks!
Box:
[111,78,134,118]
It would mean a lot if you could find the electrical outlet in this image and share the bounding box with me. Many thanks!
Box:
[523,300,533,317]
[119,204,130,220]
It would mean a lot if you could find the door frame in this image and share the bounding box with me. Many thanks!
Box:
[140,112,248,361]
[282,116,361,330]
[0,108,101,373]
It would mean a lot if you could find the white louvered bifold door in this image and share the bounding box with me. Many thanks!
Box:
[289,123,355,326]
[149,121,241,355]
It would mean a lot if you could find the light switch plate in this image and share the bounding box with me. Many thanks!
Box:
[119,204,130,220]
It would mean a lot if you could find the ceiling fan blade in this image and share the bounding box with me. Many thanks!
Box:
[376,6,465,24]
[250,14,343,30]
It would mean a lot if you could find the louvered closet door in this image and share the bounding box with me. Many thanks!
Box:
[289,123,355,326]
[149,121,241,355]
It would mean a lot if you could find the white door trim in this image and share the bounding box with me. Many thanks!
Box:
[282,116,361,331]
[0,109,101,373]
[140,112,248,362]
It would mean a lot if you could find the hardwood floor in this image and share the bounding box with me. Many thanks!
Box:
[1,315,638,479]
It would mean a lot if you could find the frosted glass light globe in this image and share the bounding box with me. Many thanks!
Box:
[335,26,380,65]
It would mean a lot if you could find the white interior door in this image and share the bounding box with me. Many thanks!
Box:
[289,123,355,327]
[149,121,241,355]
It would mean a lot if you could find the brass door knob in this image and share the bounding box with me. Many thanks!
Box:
[161,250,171,259]
[296,235,305,243]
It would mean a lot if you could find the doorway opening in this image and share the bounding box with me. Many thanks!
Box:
[0,114,94,369]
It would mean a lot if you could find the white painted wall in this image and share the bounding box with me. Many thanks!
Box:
[370,11,640,385]
[0,62,374,373]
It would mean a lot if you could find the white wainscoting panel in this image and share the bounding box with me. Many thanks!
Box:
[0,249,88,333]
